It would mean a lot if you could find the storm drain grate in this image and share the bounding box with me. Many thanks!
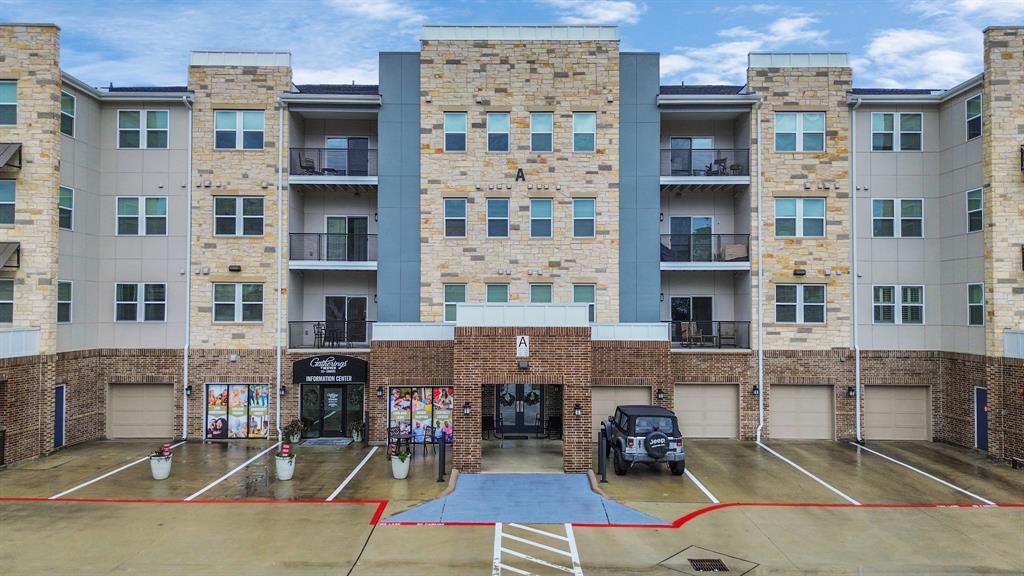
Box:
[688,558,729,572]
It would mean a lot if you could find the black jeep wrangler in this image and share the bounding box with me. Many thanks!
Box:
[603,405,685,476]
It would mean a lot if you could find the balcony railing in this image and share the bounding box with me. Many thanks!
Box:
[666,320,750,349]
[660,234,750,263]
[289,321,373,349]
[660,148,749,177]
[289,148,378,177]
[290,233,378,262]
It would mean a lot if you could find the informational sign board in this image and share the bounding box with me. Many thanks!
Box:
[292,355,368,384]
[516,335,530,357]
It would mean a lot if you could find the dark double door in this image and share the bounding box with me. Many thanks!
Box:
[497,384,543,434]
[301,384,364,438]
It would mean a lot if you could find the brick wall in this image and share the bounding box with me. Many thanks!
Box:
[593,340,673,409]
[672,351,756,437]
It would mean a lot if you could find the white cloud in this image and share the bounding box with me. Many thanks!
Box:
[909,0,1023,20]
[540,0,645,25]
[294,60,380,85]
[329,0,426,27]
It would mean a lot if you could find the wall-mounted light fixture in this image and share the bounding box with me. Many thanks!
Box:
[793,269,807,277]
[659,212,664,222]
[573,403,582,417]
[376,386,384,399]
[462,401,472,416]
[228,265,241,272]
[752,385,760,396]
[655,388,665,401]
[373,294,378,304]
[279,385,287,397]
[185,385,193,396]
[374,212,378,222]
[847,386,856,398]
[517,359,529,370]
[660,292,664,302]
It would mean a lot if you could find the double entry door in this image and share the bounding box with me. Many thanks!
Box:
[325,295,368,345]
[324,137,369,175]
[325,216,369,261]
[301,384,364,438]
[497,384,543,434]
[671,296,713,343]
[669,137,714,176]
[669,216,714,262]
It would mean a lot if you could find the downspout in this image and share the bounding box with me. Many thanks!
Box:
[182,95,193,440]
[851,98,863,444]
[754,97,766,443]
[275,97,284,443]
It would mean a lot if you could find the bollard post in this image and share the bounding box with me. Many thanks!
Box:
[437,433,446,483]
[598,421,608,483]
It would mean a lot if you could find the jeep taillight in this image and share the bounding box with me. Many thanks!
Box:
[627,437,635,448]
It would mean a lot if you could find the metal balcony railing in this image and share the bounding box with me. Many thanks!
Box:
[289,233,378,262]
[289,148,378,177]
[660,148,749,177]
[660,234,750,263]
[665,320,751,349]
[289,321,373,349]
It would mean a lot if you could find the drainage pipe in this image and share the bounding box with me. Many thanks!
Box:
[851,98,863,443]
[754,97,766,443]
[181,95,193,440]
[275,98,284,443]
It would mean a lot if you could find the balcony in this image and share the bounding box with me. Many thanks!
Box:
[289,321,373,349]
[288,147,378,188]
[289,233,378,270]
[660,148,750,188]
[660,234,750,270]
[666,320,750,349]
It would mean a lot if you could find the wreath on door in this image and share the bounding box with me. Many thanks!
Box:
[499,391,516,407]
[524,389,541,406]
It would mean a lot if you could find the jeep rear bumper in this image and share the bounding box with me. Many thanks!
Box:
[621,451,685,463]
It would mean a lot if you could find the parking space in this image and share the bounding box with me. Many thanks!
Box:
[0,440,158,498]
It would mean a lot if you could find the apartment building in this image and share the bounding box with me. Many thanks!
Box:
[0,23,1020,471]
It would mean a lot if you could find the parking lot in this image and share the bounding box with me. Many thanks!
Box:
[0,438,1021,574]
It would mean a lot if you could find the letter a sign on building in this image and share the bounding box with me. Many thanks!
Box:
[516,335,530,357]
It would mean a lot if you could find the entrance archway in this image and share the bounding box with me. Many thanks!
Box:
[481,384,563,472]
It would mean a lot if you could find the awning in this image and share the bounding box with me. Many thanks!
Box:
[0,242,20,269]
[0,143,21,169]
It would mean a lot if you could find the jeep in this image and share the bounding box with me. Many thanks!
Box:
[603,405,685,476]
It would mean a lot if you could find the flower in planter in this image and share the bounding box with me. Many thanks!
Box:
[393,448,411,463]
[277,443,295,459]
[151,442,173,458]
[282,419,304,438]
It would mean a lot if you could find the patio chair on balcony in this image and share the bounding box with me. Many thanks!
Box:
[719,322,737,348]
[297,153,318,175]
[313,322,325,348]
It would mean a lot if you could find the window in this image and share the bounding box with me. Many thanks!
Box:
[443,284,465,322]
[874,285,924,324]
[60,91,75,137]
[0,81,15,125]
[58,186,73,230]
[965,94,982,140]
[775,112,825,152]
[213,283,263,323]
[966,189,983,233]
[573,198,595,237]
[0,180,14,225]
[444,198,466,237]
[531,112,553,152]
[899,113,922,151]
[968,283,984,326]
[214,110,263,150]
[214,197,263,236]
[872,199,922,238]
[0,279,12,323]
[573,284,595,322]
[775,197,825,237]
[573,112,596,152]
[118,110,169,149]
[57,281,72,323]
[486,284,508,303]
[487,198,508,238]
[900,286,924,324]
[443,112,466,152]
[487,112,509,152]
[117,197,167,235]
[530,199,552,237]
[115,283,166,322]
[871,113,894,151]
[530,284,552,304]
[776,284,825,323]
[873,285,895,324]
[870,112,922,151]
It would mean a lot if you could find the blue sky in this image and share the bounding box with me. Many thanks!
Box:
[4,0,1021,89]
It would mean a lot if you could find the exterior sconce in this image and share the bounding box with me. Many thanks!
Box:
[462,401,472,416]
[374,212,378,222]
[279,385,287,397]
[373,294,378,304]
[228,265,241,272]
[752,385,760,396]
[517,359,529,370]
[659,212,664,222]
[573,403,582,417]
[660,292,664,302]
[793,269,807,276]
[655,388,665,401]
[376,386,384,399]
[847,386,856,398]
[185,385,193,396]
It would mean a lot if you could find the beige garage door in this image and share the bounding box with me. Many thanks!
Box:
[107,384,174,438]
[592,386,650,441]
[865,385,930,440]
[770,385,833,440]
[675,384,738,438]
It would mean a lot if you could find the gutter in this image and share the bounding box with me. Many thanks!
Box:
[181,95,193,440]
[657,95,762,106]
[275,97,285,443]
[753,96,766,443]
[850,98,863,444]
[279,93,381,106]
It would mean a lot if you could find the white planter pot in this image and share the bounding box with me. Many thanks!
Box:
[276,455,296,481]
[352,431,361,442]
[289,433,301,444]
[391,456,410,479]
[149,455,172,480]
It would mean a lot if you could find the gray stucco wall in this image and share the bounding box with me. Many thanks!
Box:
[618,52,661,323]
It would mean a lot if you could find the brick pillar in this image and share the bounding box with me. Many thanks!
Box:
[985,356,1005,458]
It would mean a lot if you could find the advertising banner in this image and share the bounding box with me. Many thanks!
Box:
[206,384,228,439]
[411,388,432,444]
[228,384,249,438]
[387,386,455,445]
[432,387,454,443]
[247,384,270,439]
[388,387,411,436]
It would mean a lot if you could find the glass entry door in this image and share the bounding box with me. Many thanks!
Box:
[301,383,364,438]
[670,296,713,343]
[325,137,369,175]
[497,384,543,434]
[670,137,714,176]
[325,296,368,345]
[325,216,369,261]
[669,216,713,262]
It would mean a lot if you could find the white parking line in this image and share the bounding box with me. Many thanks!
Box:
[49,440,187,500]
[850,442,997,506]
[684,468,719,504]
[183,442,280,501]
[757,441,861,506]
[325,446,378,501]
[493,522,584,576]
[507,522,570,542]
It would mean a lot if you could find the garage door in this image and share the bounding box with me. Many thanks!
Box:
[675,384,738,438]
[770,385,833,439]
[107,384,174,438]
[592,386,650,441]
[865,385,929,440]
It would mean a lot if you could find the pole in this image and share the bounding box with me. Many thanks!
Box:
[598,421,608,483]
[437,433,446,483]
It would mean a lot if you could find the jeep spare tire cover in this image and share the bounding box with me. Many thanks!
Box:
[644,431,670,458]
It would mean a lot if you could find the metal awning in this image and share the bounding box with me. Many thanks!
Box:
[0,143,21,169]
[0,242,20,269]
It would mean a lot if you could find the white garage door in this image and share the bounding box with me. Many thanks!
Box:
[592,386,650,441]
[770,385,833,440]
[675,384,738,438]
[107,384,174,438]
[865,385,930,440]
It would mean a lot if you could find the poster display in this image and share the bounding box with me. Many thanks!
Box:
[247,384,270,439]
[206,384,228,439]
[388,387,411,436]
[388,386,454,444]
[205,383,272,439]
[432,387,454,444]
[228,385,249,438]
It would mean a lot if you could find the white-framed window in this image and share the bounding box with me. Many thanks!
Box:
[531,112,553,152]
[213,283,263,323]
[573,284,596,322]
[58,186,74,230]
[57,280,72,323]
[775,284,825,323]
[872,199,923,238]
[775,197,825,237]
[115,283,166,322]
[214,197,263,236]
[487,198,509,238]
[775,112,825,152]
[0,80,15,125]
[443,284,465,322]
[573,198,595,237]
[573,112,596,152]
[118,110,169,149]
[486,284,508,303]
[967,283,984,326]
[0,180,15,225]
[965,94,982,141]
[487,112,509,152]
[530,199,552,238]
[871,112,922,151]
[900,286,924,324]
[0,279,12,323]
[530,284,552,304]
[966,188,983,233]
[444,198,466,237]
[443,112,467,152]
[873,285,924,324]
[872,285,895,324]
[60,91,75,137]
[214,110,263,150]
[117,197,167,235]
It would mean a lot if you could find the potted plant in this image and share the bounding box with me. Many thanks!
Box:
[149,442,173,480]
[350,425,362,443]
[391,447,411,479]
[275,443,296,481]
[283,419,304,444]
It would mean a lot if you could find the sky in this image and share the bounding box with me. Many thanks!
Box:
[3,0,1021,90]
